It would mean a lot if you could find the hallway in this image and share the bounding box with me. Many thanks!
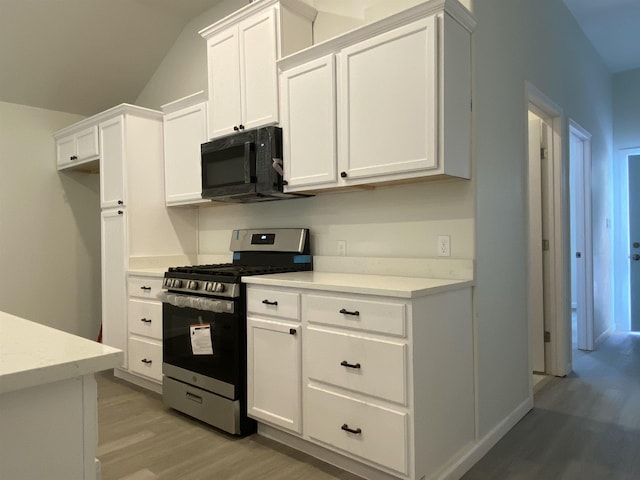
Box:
[462,333,640,479]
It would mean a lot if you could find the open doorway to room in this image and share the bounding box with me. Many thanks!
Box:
[526,83,571,395]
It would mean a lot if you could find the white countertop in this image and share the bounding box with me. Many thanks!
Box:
[127,267,167,277]
[0,312,123,394]
[242,271,473,298]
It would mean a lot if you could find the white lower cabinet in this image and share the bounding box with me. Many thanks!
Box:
[246,282,474,480]
[126,274,164,385]
[306,385,409,475]
[247,317,301,433]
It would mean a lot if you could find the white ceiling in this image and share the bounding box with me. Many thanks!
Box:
[563,0,640,73]
[0,0,638,117]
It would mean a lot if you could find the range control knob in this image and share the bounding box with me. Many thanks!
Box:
[205,282,213,292]
[212,283,226,293]
[172,279,183,288]
[163,278,171,288]
[187,280,199,290]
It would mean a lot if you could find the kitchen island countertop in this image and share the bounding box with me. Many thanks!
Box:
[0,311,122,394]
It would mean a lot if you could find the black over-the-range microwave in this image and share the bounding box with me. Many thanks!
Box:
[201,126,311,203]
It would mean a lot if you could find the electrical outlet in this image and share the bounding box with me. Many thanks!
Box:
[437,235,451,257]
[337,240,346,256]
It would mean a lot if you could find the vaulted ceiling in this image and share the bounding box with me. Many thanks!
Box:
[1,0,638,117]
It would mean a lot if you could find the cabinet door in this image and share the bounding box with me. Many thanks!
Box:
[247,317,301,433]
[207,28,242,139]
[101,208,128,368]
[339,17,437,180]
[100,116,126,208]
[281,54,337,189]
[75,125,99,161]
[238,8,278,131]
[56,135,76,168]
[163,102,209,205]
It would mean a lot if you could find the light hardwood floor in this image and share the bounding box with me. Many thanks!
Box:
[97,332,640,480]
[96,373,361,480]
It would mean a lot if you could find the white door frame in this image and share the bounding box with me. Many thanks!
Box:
[569,120,595,350]
[525,82,571,383]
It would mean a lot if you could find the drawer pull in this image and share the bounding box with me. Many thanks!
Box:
[140,318,152,323]
[289,328,297,335]
[140,358,152,364]
[339,308,360,316]
[340,360,361,369]
[341,424,362,435]
[186,392,203,404]
[140,286,152,291]
[262,299,278,306]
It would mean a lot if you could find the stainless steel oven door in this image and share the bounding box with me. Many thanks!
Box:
[161,294,241,400]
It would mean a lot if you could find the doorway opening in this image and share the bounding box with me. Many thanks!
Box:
[569,120,595,351]
[525,83,571,397]
[614,148,640,332]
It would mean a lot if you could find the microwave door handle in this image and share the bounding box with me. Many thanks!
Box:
[272,157,284,177]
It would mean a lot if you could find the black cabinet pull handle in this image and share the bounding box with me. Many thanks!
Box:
[289,328,297,335]
[239,124,245,130]
[70,155,78,161]
[341,424,362,435]
[140,318,152,323]
[141,358,152,364]
[117,210,123,215]
[262,299,278,306]
[140,286,152,291]
[117,200,123,205]
[340,360,361,369]
[233,126,239,131]
[339,308,360,316]
[340,171,347,178]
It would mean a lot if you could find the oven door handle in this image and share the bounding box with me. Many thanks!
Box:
[159,292,235,314]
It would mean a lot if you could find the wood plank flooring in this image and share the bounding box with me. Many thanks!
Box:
[463,332,640,480]
[97,332,640,480]
[96,373,361,480]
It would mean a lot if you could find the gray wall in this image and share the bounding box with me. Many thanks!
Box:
[0,101,101,339]
[473,0,613,436]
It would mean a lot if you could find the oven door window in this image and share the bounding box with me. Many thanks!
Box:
[202,142,256,188]
[163,303,240,388]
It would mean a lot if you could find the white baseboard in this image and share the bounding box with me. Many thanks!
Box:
[595,326,612,347]
[437,397,533,479]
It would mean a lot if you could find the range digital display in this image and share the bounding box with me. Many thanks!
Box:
[251,233,275,245]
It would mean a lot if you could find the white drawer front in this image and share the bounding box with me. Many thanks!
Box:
[128,338,162,382]
[306,327,407,405]
[128,299,162,340]
[128,276,163,300]
[303,294,406,337]
[247,287,300,320]
[306,385,408,475]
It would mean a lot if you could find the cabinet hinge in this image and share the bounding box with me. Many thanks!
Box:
[540,147,548,160]
[542,239,550,251]
[544,331,551,343]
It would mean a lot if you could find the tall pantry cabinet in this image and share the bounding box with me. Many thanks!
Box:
[55,104,197,372]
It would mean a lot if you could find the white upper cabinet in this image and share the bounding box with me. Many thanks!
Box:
[280,54,337,188]
[279,1,475,192]
[162,92,209,206]
[339,18,437,180]
[200,0,316,140]
[100,115,126,209]
[55,125,99,171]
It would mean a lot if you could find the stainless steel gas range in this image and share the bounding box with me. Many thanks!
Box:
[160,228,312,436]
